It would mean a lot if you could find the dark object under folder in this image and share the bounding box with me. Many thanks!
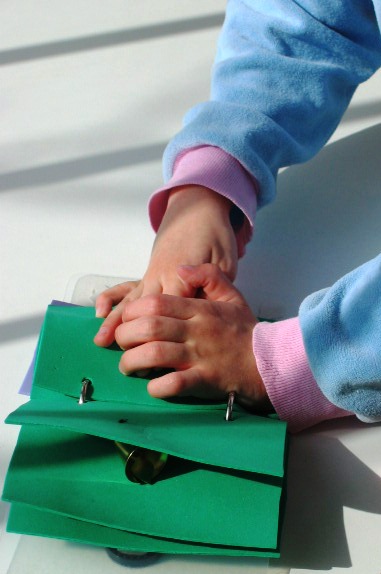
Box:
[2,304,288,557]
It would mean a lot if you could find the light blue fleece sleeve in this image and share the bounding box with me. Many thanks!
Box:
[161,0,381,421]
[299,255,381,421]
[162,0,381,213]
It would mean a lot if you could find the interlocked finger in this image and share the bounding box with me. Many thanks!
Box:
[115,315,187,351]
[119,341,189,375]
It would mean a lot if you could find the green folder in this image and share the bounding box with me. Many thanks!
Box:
[2,304,288,557]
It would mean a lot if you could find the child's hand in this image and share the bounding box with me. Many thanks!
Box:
[114,264,271,411]
[94,187,239,347]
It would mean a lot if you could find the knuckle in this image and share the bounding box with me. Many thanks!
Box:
[139,316,162,340]
[146,341,165,364]
[121,304,131,322]
[124,280,138,288]
[143,294,164,316]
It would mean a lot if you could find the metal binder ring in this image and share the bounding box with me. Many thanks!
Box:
[114,441,168,484]
[78,378,92,404]
[225,391,235,421]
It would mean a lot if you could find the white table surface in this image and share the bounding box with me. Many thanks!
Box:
[1,2,381,573]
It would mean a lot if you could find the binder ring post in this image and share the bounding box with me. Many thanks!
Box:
[78,378,92,404]
[225,391,235,421]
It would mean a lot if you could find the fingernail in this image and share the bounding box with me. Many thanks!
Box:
[119,364,131,376]
[95,305,105,318]
[95,327,108,338]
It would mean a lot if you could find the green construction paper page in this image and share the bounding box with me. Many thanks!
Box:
[10,303,287,478]
[6,396,287,477]
[7,503,280,557]
[3,425,284,550]
[31,304,227,410]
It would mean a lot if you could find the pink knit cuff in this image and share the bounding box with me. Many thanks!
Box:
[149,146,258,245]
[253,317,352,433]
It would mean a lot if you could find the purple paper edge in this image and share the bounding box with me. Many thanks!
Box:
[18,300,78,396]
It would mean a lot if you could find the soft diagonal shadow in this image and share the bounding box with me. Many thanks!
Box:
[276,426,381,569]
[0,142,165,192]
[0,314,45,343]
[0,13,225,66]
[236,123,381,318]
[342,99,381,123]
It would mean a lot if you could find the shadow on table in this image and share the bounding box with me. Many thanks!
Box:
[277,420,381,569]
[157,422,381,571]
[237,123,381,320]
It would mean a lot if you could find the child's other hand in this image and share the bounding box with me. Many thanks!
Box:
[114,264,271,411]
[94,187,239,347]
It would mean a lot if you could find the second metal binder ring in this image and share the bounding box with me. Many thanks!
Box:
[225,391,235,421]
[115,442,168,485]
[78,378,92,404]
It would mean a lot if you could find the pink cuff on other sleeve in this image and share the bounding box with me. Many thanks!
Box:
[253,317,352,433]
[149,146,258,249]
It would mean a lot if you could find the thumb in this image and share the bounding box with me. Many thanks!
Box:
[177,263,245,304]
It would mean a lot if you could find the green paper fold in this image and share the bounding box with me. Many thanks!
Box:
[7,503,280,557]
[6,396,286,477]
[3,426,283,549]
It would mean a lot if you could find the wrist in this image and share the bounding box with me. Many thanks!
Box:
[165,185,238,232]
[167,185,232,213]
[235,322,274,414]
[237,369,273,414]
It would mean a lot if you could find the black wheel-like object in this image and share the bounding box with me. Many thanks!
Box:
[106,548,161,568]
